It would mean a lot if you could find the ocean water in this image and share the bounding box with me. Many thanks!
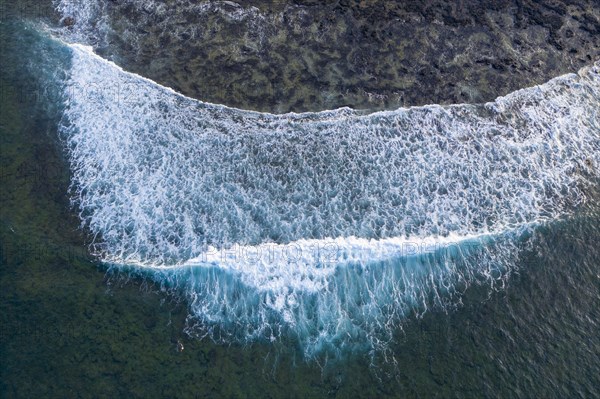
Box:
[59,40,600,357]
[1,1,600,397]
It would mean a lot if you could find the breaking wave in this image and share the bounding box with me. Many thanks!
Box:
[56,40,600,355]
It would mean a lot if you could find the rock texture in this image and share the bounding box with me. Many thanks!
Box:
[75,0,600,113]
[9,0,600,107]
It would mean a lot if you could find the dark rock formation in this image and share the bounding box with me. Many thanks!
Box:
[60,0,600,112]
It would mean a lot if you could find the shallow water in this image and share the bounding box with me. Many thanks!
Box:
[1,1,600,397]
[54,0,600,112]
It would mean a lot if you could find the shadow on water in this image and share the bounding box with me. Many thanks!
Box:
[1,15,599,399]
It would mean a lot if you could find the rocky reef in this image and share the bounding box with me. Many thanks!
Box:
[63,0,600,112]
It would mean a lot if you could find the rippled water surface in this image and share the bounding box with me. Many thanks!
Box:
[1,1,599,397]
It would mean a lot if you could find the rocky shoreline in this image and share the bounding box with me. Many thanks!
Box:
[52,0,600,112]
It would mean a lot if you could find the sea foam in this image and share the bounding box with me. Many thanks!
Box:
[59,42,600,355]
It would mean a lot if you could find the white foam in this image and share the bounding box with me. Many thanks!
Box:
[118,230,510,292]
[53,0,110,44]
[58,41,600,355]
[53,0,274,48]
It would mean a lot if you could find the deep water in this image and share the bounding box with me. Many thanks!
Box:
[1,5,600,399]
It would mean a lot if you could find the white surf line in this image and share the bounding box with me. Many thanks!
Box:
[64,41,598,120]
[52,22,600,353]
[101,223,534,271]
[62,38,599,269]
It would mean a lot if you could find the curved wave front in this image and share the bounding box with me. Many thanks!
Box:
[59,42,600,355]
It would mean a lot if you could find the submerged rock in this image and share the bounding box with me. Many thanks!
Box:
[51,0,600,113]
[50,0,600,112]
[62,16,75,28]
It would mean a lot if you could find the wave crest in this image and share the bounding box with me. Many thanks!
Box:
[60,43,600,355]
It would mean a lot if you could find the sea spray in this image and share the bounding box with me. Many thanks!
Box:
[55,41,600,355]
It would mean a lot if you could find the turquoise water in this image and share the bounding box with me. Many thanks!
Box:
[1,4,600,398]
